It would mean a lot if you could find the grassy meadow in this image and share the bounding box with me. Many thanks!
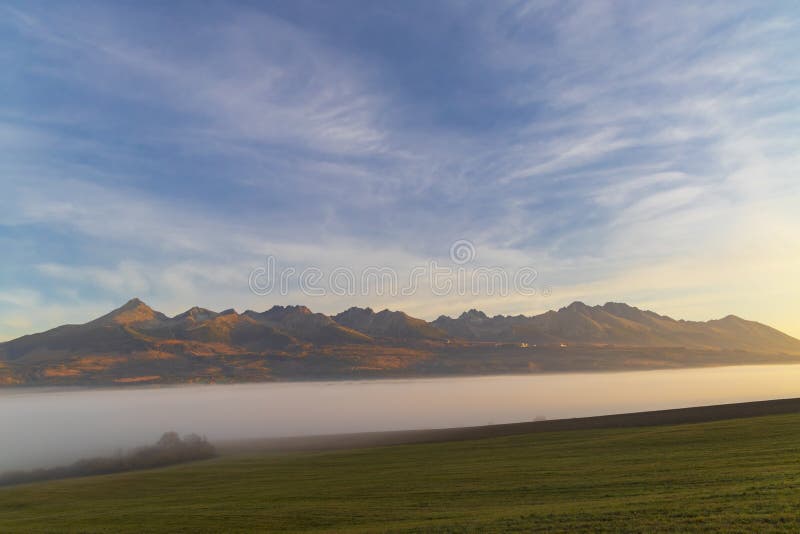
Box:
[3,412,800,532]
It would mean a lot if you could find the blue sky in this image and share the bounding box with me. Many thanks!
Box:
[1,0,799,340]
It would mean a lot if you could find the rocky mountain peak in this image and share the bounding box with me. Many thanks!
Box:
[459,309,488,321]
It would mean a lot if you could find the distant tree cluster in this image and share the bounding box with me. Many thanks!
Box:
[0,432,216,487]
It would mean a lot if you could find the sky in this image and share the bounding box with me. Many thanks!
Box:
[1,0,799,341]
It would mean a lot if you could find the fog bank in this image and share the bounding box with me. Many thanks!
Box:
[3,364,800,472]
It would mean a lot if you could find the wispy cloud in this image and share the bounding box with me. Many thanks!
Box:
[1,1,799,340]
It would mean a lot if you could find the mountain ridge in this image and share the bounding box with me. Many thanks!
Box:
[1,298,798,386]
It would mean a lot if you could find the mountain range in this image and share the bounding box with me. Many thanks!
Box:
[1,298,799,386]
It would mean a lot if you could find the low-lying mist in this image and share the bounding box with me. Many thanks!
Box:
[3,364,800,474]
[0,432,216,486]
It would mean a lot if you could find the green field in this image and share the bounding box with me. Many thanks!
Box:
[3,413,800,532]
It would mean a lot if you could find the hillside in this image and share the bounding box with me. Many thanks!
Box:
[334,307,447,339]
[4,406,800,531]
[1,299,799,386]
[433,301,800,352]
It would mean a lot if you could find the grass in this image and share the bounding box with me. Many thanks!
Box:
[3,413,800,532]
